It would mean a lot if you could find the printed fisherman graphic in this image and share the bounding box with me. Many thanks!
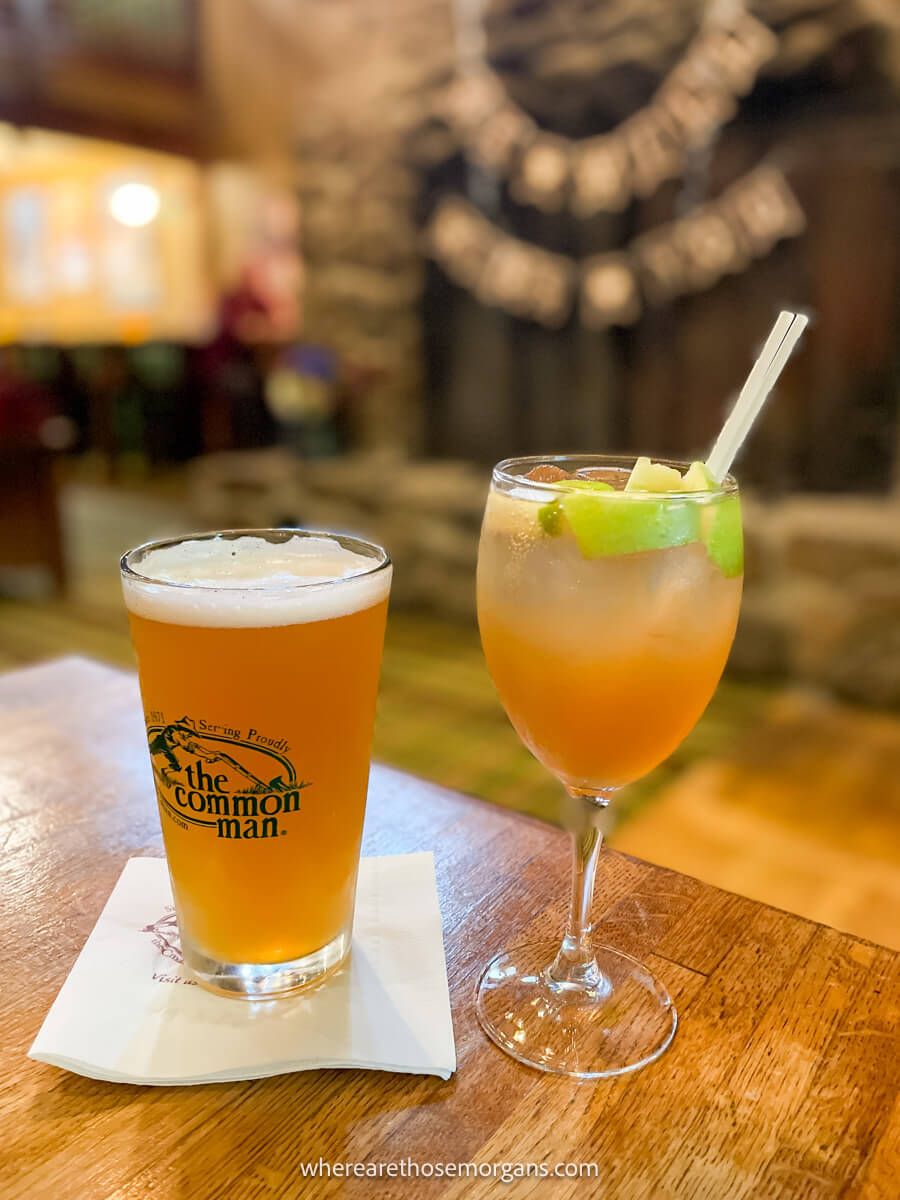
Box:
[148,718,295,794]
[146,717,310,840]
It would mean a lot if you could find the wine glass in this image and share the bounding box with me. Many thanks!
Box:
[476,454,743,1078]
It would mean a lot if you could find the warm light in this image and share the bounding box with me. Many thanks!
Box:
[109,181,160,228]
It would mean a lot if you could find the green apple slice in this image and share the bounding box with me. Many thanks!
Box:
[680,460,743,577]
[538,500,563,535]
[538,479,612,536]
[559,490,700,557]
[625,456,685,492]
[681,460,715,492]
[703,494,743,578]
[672,459,744,577]
[534,461,741,568]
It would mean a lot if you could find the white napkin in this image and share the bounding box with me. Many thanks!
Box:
[29,854,456,1084]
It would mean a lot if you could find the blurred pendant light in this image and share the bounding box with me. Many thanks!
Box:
[109,181,161,227]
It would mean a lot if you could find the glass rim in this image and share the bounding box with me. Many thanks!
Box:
[120,528,392,593]
[492,454,739,500]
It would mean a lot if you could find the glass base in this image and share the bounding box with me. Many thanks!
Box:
[184,929,351,999]
[476,940,677,1079]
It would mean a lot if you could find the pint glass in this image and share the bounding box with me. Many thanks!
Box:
[121,529,392,998]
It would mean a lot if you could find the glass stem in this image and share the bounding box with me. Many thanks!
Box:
[547,798,610,992]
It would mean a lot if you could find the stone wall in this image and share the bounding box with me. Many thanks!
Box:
[734,496,900,706]
[292,0,456,454]
[190,449,900,707]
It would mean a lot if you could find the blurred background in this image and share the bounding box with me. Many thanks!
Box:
[1,0,898,946]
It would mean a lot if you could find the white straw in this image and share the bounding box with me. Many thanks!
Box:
[706,310,808,482]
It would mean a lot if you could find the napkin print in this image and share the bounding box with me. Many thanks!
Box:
[30,854,456,1085]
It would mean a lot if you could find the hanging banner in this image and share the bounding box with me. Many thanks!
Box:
[439,7,778,215]
[426,165,806,329]
[427,197,574,327]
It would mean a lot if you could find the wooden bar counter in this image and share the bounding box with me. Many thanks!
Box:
[1,658,897,1198]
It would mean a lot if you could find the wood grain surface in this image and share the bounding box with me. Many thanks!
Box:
[615,688,900,951]
[1,658,897,1200]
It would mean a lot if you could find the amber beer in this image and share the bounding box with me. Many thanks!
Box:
[121,529,391,997]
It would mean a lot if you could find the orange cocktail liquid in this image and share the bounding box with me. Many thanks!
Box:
[128,598,388,964]
[477,497,742,791]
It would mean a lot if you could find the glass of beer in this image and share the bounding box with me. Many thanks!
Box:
[121,528,392,998]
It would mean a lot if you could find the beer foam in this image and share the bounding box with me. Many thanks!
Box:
[122,534,391,627]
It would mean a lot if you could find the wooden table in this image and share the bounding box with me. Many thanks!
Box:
[1,658,897,1199]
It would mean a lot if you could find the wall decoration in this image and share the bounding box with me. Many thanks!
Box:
[426,195,574,327]
[441,2,778,214]
[426,165,806,329]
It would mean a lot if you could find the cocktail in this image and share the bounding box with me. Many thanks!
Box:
[476,454,743,1077]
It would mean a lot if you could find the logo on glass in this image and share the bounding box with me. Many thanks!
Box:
[147,716,310,840]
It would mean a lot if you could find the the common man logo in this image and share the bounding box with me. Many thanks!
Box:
[147,716,310,840]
